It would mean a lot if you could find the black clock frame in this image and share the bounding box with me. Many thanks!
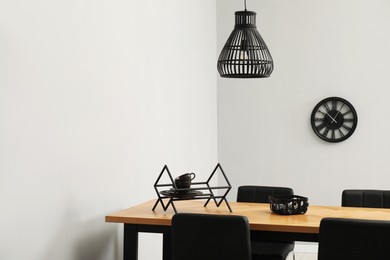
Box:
[311,97,358,143]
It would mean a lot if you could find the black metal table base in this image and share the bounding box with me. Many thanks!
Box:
[123,223,318,260]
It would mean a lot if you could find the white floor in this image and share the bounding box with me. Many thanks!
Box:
[287,242,318,260]
[288,253,317,260]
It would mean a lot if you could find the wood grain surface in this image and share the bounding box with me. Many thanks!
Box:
[105,200,390,234]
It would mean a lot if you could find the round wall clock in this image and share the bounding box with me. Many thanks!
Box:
[311,97,358,143]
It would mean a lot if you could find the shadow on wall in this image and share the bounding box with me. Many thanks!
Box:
[44,213,120,260]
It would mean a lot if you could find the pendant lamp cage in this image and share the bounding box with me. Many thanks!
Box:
[217,3,273,78]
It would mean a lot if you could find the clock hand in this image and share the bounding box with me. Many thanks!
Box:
[333,103,345,120]
[325,112,337,124]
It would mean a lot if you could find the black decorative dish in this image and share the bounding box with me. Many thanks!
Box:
[160,189,203,199]
[269,195,309,215]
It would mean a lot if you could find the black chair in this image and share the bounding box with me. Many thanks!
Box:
[342,189,390,208]
[318,217,390,260]
[171,213,252,260]
[237,186,295,260]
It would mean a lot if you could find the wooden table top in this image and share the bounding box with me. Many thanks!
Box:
[105,200,390,234]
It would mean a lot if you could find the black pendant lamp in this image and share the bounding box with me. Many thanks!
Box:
[217,0,273,78]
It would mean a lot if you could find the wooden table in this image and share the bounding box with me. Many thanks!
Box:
[106,200,390,260]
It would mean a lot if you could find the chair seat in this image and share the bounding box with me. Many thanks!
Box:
[251,241,294,260]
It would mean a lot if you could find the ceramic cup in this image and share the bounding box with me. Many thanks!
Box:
[174,173,196,189]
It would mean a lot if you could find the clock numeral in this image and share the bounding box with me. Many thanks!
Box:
[344,118,354,122]
[343,110,352,116]
[342,124,352,131]
[332,100,337,110]
[323,103,331,112]
[317,110,326,116]
[316,123,326,131]
[314,117,324,122]
[338,129,345,137]
[322,127,330,138]
[331,129,335,140]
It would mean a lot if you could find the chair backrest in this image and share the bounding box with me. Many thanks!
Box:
[237,185,294,203]
[342,189,390,208]
[318,217,390,260]
[171,213,252,260]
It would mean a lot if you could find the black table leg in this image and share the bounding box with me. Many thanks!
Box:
[162,230,172,260]
[124,224,138,260]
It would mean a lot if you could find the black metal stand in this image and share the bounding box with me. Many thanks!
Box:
[152,163,232,213]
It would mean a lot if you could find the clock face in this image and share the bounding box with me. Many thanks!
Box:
[311,97,358,143]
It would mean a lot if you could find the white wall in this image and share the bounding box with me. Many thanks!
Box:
[217,0,390,206]
[0,1,217,260]
[4,0,389,258]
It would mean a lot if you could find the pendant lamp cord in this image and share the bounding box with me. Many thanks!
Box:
[244,0,247,11]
